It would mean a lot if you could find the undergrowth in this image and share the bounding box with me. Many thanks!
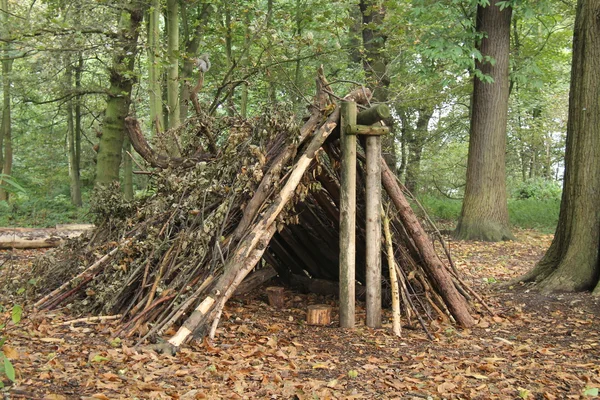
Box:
[417,195,559,234]
[0,195,91,228]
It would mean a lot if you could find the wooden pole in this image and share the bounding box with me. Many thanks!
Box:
[365,133,382,328]
[339,101,357,328]
[357,104,390,126]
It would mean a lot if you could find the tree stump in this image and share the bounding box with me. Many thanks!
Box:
[265,287,285,308]
[307,304,332,325]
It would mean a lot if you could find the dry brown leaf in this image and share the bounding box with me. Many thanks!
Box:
[2,345,19,359]
[437,381,456,393]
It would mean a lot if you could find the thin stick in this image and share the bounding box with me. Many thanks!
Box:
[54,315,122,326]
[395,263,434,341]
[382,208,401,337]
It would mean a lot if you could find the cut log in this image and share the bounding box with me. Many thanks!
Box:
[0,225,94,249]
[265,287,285,308]
[307,304,332,325]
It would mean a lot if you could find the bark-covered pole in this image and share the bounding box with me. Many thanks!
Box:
[339,101,357,329]
[365,132,382,328]
[357,104,389,329]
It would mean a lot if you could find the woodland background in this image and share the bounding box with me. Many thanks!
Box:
[0,0,573,232]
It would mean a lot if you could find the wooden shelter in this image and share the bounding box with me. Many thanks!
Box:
[32,69,485,354]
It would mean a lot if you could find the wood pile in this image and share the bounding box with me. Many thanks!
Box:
[32,68,488,353]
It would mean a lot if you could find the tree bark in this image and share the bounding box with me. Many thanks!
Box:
[147,0,163,135]
[166,0,180,135]
[0,226,94,249]
[96,5,144,186]
[405,107,433,193]
[520,0,600,294]
[359,0,396,168]
[179,2,212,121]
[454,2,514,242]
[0,0,13,202]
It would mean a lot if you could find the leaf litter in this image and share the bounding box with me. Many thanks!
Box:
[0,229,599,399]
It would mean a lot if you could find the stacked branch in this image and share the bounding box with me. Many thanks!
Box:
[32,69,484,353]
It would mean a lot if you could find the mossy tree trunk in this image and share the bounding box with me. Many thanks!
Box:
[96,5,144,186]
[521,0,600,294]
[454,2,514,242]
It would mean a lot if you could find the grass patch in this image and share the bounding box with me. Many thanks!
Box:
[416,195,559,233]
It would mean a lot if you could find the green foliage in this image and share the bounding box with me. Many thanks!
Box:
[417,194,559,233]
[511,178,562,201]
[416,195,462,222]
[0,304,22,386]
[0,195,90,228]
[0,174,26,197]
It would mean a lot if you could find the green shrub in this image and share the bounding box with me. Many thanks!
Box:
[415,194,462,222]
[0,195,90,227]
[511,177,562,201]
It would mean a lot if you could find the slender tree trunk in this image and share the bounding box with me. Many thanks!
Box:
[166,0,180,135]
[179,2,211,121]
[405,107,433,193]
[73,54,83,206]
[454,3,514,241]
[66,63,78,206]
[240,10,251,118]
[0,52,13,202]
[520,0,600,293]
[147,0,162,134]
[0,0,12,202]
[266,0,277,105]
[359,0,396,168]
[96,5,144,186]
[224,4,235,116]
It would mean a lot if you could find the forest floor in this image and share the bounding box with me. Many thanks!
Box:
[0,229,599,399]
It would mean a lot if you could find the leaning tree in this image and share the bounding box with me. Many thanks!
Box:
[520,0,600,293]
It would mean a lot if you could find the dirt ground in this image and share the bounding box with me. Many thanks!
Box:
[0,229,599,399]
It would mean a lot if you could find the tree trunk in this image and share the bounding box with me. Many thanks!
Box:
[166,0,180,135]
[359,0,395,168]
[179,2,212,122]
[520,0,600,294]
[0,0,13,202]
[454,2,514,242]
[66,58,83,207]
[0,54,13,202]
[147,0,162,135]
[96,5,144,186]
[405,107,433,193]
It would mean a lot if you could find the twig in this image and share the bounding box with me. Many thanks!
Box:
[54,314,122,326]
